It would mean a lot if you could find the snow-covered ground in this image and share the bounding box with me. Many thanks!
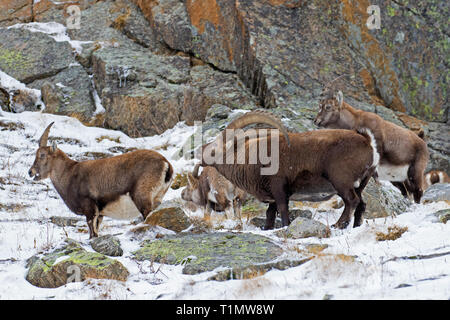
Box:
[0,110,449,300]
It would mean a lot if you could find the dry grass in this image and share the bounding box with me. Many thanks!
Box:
[0,120,24,131]
[237,276,272,298]
[171,172,188,189]
[376,225,408,241]
[95,135,121,144]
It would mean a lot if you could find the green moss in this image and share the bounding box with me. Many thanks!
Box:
[0,48,32,73]
[133,233,282,274]
[387,6,396,17]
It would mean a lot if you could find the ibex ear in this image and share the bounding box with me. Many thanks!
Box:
[187,173,198,187]
[51,141,57,152]
[335,90,344,109]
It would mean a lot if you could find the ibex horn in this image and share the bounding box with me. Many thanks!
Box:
[39,122,55,147]
[225,110,291,146]
[192,163,201,178]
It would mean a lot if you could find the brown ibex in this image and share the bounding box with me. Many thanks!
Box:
[181,164,246,219]
[424,170,449,189]
[198,110,380,230]
[28,122,174,238]
[314,89,429,203]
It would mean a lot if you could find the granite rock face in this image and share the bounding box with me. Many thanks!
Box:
[0,0,447,170]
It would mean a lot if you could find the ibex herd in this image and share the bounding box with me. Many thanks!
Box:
[28,83,444,238]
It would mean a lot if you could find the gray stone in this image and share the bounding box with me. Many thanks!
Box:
[90,235,123,257]
[29,65,96,123]
[26,239,129,288]
[433,209,450,224]
[362,180,411,219]
[250,209,313,229]
[279,217,330,239]
[132,232,283,275]
[0,27,76,84]
[50,216,83,228]
[423,183,450,203]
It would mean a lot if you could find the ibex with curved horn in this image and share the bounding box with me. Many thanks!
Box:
[29,122,174,238]
[181,164,246,219]
[314,87,429,203]
[198,110,380,229]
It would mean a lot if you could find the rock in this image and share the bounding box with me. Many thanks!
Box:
[0,27,76,84]
[144,204,191,233]
[90,235,123,257]
[0,0,33,27]
[362,180,411,219]
[208,257,312,281]
[135,0,448,167]
[50,216,83,228]
[433,209,450,224]
[250,209,313,229]
[278,217,330,239]
[205,104,232,120]
[29,65,96,123]
[425,122,450,173]
[26,239,129,288]
[92,45,257,137]
[132,232,283,275]
[422,183,450,203]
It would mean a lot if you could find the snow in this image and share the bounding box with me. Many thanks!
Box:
[0,70,44,110]
[0,109,449,300]
[6,22,91,54]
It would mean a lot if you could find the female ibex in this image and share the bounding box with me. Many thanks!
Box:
[28,122,174,238]
[314,89,429,203]
[198,110,380,230]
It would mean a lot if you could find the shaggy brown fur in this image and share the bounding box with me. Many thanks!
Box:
[314,90,429,203]
[200,111,379,230]
[29,122,173,238]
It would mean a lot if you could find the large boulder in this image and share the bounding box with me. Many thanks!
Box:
[143,204,192,233]
[361,179,411,219]
[26,239,129,288]
[132,232,284,275]
[0,27,76,84]
[29,65,96,123]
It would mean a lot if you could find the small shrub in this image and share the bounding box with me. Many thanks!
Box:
[376,225,408,241]
[171,172,188,189]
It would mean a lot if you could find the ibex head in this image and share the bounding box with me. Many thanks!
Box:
[314,75,348,127]
[314,89,344,127]
[181,164,201,204]
[28,122,58,181]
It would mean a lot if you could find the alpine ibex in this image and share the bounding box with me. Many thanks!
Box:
[314,89,429,203]
[198,110,380,229]
[28,122,174,238]
[181,164,246,219]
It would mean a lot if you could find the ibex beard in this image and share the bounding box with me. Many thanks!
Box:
[29,122,174,238]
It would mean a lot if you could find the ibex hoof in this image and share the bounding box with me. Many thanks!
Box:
[332,221,349,229]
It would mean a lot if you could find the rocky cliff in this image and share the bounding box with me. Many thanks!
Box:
[0,0,448,171]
